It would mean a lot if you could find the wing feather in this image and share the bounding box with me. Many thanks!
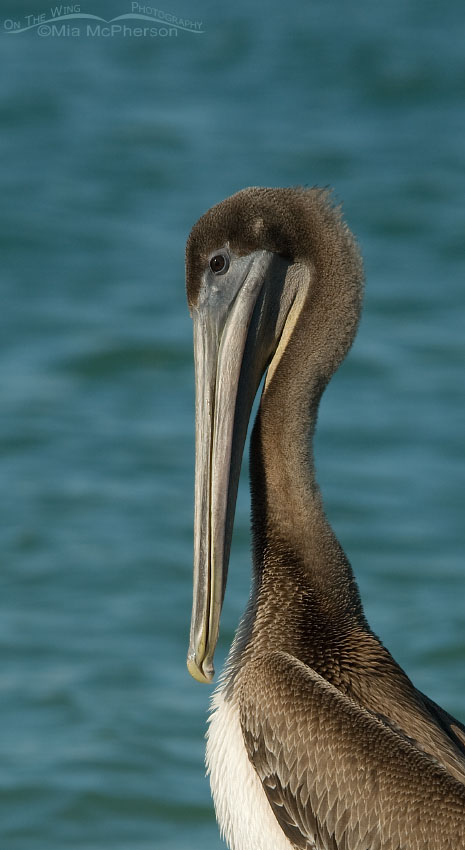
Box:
[240,652,465,850]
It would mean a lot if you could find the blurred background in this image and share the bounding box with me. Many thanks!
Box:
[1,0,464,847]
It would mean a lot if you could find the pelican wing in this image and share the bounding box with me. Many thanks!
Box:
[419,690,465,756]
[240,651,465,850]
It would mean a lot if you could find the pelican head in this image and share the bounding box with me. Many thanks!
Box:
[185,187,363,683]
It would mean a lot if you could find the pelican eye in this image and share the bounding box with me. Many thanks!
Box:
[209,252,229,275]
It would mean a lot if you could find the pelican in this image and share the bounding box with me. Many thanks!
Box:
[185,187,465,849]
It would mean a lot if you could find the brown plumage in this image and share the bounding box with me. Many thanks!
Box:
[186,187,465,849]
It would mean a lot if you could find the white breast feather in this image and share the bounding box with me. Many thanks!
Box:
[206,689,294,850]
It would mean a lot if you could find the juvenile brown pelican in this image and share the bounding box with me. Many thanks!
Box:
[185,187,465,849]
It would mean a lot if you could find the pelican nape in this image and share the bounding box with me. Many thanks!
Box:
[185,187,465,850]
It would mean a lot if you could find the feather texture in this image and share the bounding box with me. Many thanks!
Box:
[240,652,465,849]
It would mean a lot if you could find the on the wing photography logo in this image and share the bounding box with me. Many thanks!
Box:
[2,3,204,38]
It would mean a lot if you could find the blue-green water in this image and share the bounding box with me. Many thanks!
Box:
[1,1,465,847]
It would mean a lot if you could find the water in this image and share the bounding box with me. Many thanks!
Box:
[1,1,464,847]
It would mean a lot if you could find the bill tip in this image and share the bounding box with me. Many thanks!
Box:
[187,652,214,684]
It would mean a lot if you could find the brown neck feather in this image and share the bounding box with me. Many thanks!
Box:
[248,229,368,665]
